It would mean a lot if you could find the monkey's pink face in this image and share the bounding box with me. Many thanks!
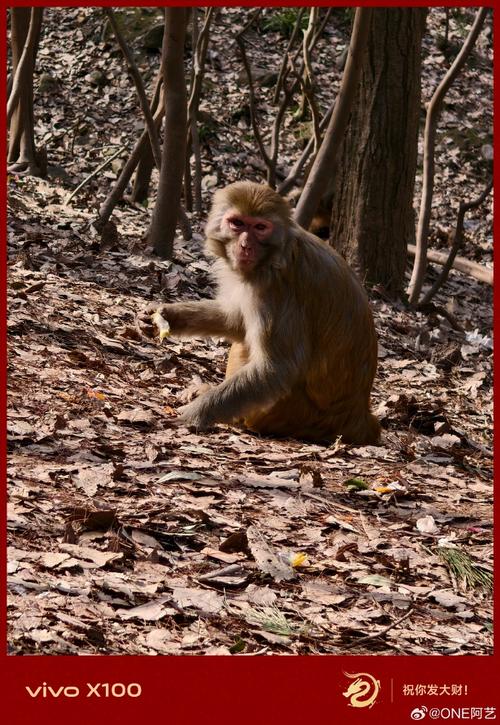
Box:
[222,211,274,272]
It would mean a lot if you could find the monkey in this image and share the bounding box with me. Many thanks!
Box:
[286,180,333,240]
[309,197,333,240]
[139,181,380,445]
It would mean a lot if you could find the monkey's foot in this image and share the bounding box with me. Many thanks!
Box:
[177,379,212,404]
[176,396,218,431]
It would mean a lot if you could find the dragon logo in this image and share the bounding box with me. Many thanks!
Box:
[343,672,381,709]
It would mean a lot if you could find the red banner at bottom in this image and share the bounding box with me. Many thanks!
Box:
[3,655,499,724]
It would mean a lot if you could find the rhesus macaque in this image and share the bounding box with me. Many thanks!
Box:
[140,181,380,444]
[310,198,333,240]
[287,186,332,240]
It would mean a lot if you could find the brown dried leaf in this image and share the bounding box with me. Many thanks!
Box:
[246,525,296,582]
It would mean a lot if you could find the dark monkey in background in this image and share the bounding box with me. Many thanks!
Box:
[141,181,380,444]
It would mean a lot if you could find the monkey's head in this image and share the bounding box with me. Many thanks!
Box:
[205,181,292,277]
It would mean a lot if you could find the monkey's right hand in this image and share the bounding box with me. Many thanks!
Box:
[136,303,171,340]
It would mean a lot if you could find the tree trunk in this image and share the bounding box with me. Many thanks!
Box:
[148,8,188,259]
[329,8,427,295]
[131,146,155,204]
[408,7,488,305]
[8,7,44,176]
[294,8,372,230]
[130,72,163,203]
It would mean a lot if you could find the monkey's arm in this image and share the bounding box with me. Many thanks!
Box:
[178,345,304,429]
[140,301,244,341]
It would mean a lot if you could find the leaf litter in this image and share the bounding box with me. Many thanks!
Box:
[7,7,492,655]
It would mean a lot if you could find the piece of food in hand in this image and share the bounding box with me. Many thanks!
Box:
[151,310,171,340]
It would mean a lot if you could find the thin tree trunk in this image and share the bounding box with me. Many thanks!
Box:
[131,72,163,203]
[105,8,162,170]
[7,7,43,124]
[8,7,44,175]
[294,8,372,230]
[407,7,489,305]
[186,7,215,212]
[148,8,188,259]
[96,97,164,229]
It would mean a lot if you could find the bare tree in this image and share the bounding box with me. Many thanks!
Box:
[315,8,426,295]
[148,8,188,259]
[95,79,165,229]
[104,8,162,170]
[185,7,215,212]
[417,179,493,302]
[407,7,489,305]
[130,73,163,203]
[293,8,372,230]
[237,8,329,190]
[7,7,44,175]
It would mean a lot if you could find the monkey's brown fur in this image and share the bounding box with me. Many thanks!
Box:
[143,181,380,445]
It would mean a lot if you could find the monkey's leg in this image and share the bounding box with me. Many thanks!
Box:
[225,342,249,378]
[243,387,380,445]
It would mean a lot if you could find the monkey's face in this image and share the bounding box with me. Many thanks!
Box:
[221,210,276,274]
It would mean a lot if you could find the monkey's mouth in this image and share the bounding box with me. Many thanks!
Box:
[236,246,259,268]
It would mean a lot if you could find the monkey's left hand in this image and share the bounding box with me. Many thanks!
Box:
[177,379,212,405]
[177,396,216,431]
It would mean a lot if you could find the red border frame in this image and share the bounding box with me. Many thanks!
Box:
[3,2,497,723]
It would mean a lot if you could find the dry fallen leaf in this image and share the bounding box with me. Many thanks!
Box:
[246,525,296,583]
[117,598,176,621]
[416,515,440,535]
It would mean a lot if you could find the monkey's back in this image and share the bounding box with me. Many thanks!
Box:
[244,230,380,444]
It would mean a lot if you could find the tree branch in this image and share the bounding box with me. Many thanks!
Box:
[65,146,126,205]
[104,8,162,171]
[418,179,493,303]
[407,7,489,305]
[272,8,305,105]
[294,8,372,229]
[278,100,334,196]
[235,32,274,176]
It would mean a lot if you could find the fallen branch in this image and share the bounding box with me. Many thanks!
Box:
[407,244,492,286]
[65,146,126,205]
[345,607,415,647]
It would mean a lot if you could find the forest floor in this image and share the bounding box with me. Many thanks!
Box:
[7,7,493,656]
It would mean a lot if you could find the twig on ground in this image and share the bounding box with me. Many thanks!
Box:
[65,146,126,205]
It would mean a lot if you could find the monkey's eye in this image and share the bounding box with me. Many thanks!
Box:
[254,223,268,231]
[229,218,244,228]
